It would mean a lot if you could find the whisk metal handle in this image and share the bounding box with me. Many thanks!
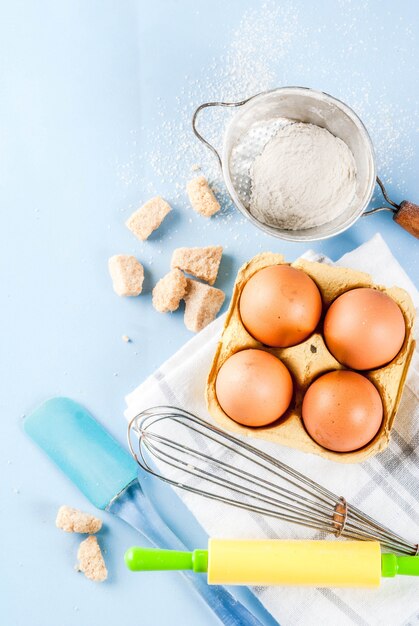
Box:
[192,97,254,170]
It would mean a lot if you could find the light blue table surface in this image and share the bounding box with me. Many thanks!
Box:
[1,1,418,625]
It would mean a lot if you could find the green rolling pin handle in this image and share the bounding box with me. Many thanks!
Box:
[125,547,209,573]
[381,553,419,577]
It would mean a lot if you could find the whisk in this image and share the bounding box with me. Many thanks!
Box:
[127,406,418,556]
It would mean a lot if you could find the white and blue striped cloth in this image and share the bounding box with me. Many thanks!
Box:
[125,234,419,626]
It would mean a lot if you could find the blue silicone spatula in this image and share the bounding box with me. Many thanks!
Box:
[24,397,264,626]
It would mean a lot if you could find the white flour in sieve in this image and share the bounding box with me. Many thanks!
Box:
[249,122,357,230]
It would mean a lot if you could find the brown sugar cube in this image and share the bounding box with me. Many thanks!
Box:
[76,536,107,582]
[126,196,171,241]
[108,255,144,296]
[171,246,223,285]
[56,506,102,534]
[152,269,188,313]
[183,278,225,332]
[187,176,220,217]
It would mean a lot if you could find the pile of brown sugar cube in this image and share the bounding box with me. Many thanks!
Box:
[108,176,225,332]
[56,505,107,582]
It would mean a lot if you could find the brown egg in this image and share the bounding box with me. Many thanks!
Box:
[302,370,383,452]
[324,287,405,370]
[215,348,293,427]
[239,265,322,347]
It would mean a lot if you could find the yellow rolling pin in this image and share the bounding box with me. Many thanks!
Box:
[125,539,419,588]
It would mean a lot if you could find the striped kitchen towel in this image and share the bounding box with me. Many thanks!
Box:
[125,233,419,626]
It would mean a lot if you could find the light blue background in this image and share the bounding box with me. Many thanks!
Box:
[1,1,418,625]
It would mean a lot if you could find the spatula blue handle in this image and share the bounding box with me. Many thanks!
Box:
[110,482,267,626]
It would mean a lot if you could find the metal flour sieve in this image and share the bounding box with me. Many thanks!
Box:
[192,87,419,241]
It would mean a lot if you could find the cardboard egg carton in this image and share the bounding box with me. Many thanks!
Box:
[206,252,416,463]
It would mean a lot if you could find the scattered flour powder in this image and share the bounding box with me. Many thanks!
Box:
[249,122,357,230]
[117,0,418,259]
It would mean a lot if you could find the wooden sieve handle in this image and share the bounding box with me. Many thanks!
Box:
[365,178,419,239]
[393,201,419,238]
